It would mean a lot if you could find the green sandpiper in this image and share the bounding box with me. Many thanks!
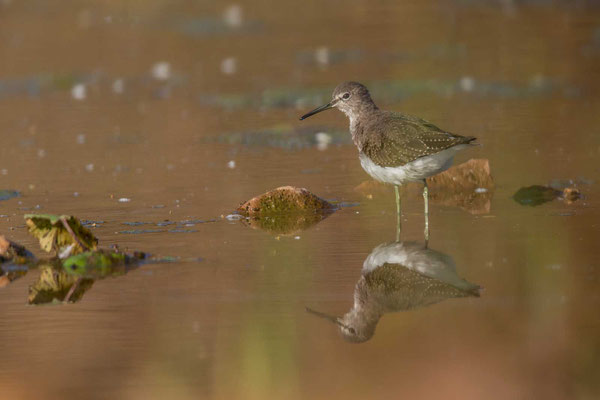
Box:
[300,81,477,238]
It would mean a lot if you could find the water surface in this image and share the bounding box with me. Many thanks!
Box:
[1,1,599,399]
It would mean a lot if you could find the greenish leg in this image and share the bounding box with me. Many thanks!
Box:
[395,185,401,242]
[423,180,429,244]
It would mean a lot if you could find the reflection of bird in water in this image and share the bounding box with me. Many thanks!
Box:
[308,241,481,343]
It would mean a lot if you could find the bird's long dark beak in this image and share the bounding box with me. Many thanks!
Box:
[305,307,348,329]
[299,99,337,121]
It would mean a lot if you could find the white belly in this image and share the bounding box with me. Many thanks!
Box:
[362,242,479,293]
[359,146,466,184]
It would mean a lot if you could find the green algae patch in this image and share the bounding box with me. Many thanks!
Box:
[237,186,336,216]
[24,214,98,255]
[513,185,581,207]
[63,250,145,278]
[513,185,561,206]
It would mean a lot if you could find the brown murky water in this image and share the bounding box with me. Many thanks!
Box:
[1,1,600,399]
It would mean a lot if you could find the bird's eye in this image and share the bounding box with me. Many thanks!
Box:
[342,93,350,100]
[349,328,356,334]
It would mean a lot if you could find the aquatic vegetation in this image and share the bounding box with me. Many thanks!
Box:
[0,214,162,304]
[63,251,143,277]
[0,72,92,100]
[117,218,216,234]
[25,214,98,255]
[513,185,581,206]
[0,190,20,201]
[118,229,165,235]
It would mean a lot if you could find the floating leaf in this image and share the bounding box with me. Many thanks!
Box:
[24,214,98,254]
[63,250,144,278]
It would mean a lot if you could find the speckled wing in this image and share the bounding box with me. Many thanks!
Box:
[362,113,476,167]
[364,263,479,312]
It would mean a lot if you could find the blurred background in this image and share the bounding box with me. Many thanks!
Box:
[0,1,599,399]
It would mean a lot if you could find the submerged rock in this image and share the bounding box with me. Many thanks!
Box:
[237,186,335,216]
[236,186,336,234]
[426,158,494,192]
[562,187,581,203]
[0,235,34,263]
[0,235,34,288]
[421,158,495,214]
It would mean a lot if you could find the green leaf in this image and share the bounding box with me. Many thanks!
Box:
[62,250,138,278]
[24,214,98,254]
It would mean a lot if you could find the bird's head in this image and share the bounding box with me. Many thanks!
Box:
[299,81,376,121]
[306,305,379,344]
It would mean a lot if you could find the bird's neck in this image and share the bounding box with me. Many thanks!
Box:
[344,102,378,129]
[346,104,378,150]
